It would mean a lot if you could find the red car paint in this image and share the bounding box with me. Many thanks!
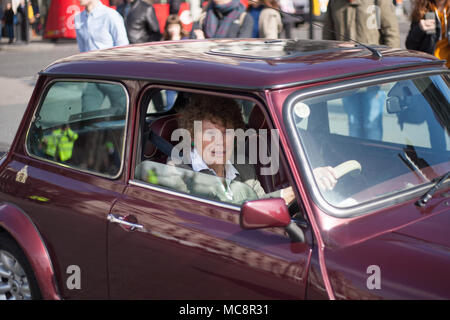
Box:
[0,39,449,299]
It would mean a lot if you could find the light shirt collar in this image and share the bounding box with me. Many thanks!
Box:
[190,148,239,181]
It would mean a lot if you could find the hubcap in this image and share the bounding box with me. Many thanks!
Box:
[0,250,32,300]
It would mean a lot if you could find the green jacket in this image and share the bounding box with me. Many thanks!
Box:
[322,0,400,48]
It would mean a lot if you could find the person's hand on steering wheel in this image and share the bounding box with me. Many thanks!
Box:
[313,166,338,191]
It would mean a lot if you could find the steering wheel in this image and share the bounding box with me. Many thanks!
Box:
[319,160,363,205]
[333,160,362,179]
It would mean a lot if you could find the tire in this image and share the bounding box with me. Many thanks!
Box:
[0,233,41,300]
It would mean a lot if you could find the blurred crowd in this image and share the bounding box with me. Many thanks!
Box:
[0,0,42,43]
[1,0,450,69]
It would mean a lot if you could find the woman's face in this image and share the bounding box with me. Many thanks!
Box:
[167,23,181,40]
[194,119,234,166]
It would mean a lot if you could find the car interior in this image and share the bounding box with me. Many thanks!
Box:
[295,79,450,206]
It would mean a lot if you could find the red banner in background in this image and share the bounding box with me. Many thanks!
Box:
[44,0,248,40]
[44,0,111,39]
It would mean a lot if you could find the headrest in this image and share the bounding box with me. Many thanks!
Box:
[248,106,268,130]
[144,114,179,159]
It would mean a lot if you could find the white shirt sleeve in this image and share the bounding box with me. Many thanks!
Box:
[110,10,129,47]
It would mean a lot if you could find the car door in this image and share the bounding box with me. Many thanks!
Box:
[6,79,130,299]
[107,89,312,299]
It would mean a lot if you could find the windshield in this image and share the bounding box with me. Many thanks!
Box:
[291,74,450,211]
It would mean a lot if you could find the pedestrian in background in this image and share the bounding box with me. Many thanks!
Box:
[191,0,253,39]
[117,0,160,44]
[406,0,450,67]
[75,0,129,114]
[75,0,128,52]
[26,0,35,38]
[278,0,296,38]
[162,14,188,110]
[30,0,41,36]
[16,0,28,43]
[323,0,400,48]
[3,2,15,44]
[247,0,282,38]
[323,0,400,141]
[162,14,188,40]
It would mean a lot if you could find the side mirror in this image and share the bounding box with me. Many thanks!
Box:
[240,198,290,230]
[240,198,305,243]
[386,96,402,114]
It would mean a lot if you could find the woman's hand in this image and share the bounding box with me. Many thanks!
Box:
[280,186,295,205]
[419,18,436,32]
[313,166,338,191]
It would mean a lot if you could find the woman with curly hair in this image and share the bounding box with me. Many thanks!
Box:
[406,0,450,67]
[170,94,297,205]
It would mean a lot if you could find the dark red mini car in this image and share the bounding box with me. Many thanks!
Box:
[0,39,449,300]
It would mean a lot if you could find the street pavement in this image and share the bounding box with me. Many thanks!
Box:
[0,14,412,153]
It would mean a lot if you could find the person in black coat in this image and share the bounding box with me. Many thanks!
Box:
[405,0,450,67]
[169,0,182,14]
[3,2,15,43]
[16,0,29,43]
[191,0,253,39]
[117,0,161,43]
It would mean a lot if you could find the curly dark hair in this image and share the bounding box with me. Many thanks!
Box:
[178,94,245,136]
[411,0,450,22]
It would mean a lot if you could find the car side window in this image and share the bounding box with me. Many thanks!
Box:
[26,81,128,177]
[135,161,259,206]
[134,90,290,207]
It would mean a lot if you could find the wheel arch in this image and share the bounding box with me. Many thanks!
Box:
[0,202,61,300]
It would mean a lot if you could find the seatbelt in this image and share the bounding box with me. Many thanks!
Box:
[148,130,174,157]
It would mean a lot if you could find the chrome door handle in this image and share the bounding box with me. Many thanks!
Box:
[107,214,144,231]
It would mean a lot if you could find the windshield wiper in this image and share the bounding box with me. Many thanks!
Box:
[416,171,450,207]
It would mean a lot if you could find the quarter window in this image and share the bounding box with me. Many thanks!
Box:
[27,81,128,177]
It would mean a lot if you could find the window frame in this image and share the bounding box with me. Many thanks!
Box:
[24,78,130,180]
[283,68,450,219]
[129,84,296,211]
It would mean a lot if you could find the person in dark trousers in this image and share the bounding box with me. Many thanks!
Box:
[3,2,15,43]
[279,0,296,39]
[406,0,450,68]
[16,0,29,43]
[323,0,400,141]
[117,0,161,43]
[191,0,253,39]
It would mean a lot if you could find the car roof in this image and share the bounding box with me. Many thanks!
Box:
[42,39,445,90]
